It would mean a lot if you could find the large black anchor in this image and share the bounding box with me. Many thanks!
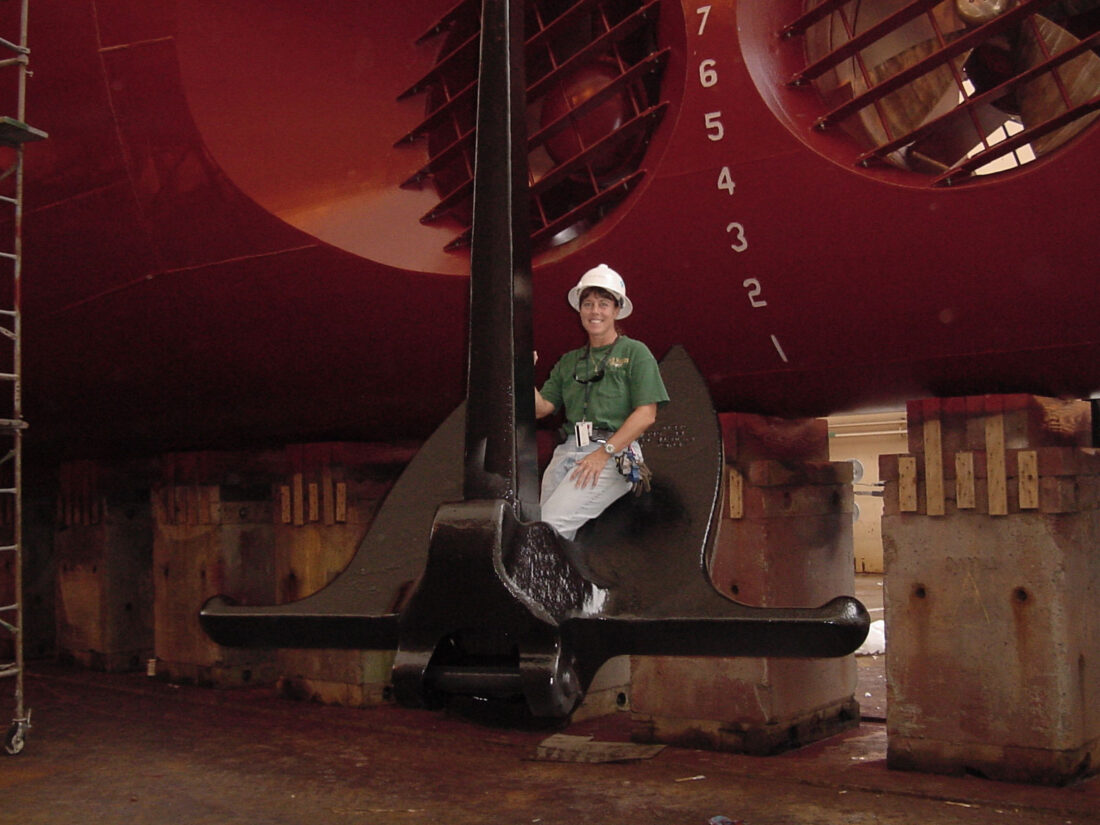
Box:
[200,0,869,718]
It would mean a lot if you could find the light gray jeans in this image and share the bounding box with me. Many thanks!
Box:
[540,435,633,540]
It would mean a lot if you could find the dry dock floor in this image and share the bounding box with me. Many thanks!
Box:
[2,577,1097,825]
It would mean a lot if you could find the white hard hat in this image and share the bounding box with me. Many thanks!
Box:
[567,264,633,319]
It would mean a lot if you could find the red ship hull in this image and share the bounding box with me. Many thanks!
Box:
[9,0,1100,458]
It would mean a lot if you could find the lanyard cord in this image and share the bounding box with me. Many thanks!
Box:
[579,337,617,423]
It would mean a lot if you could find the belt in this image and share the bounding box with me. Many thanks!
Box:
[565,427,615,444]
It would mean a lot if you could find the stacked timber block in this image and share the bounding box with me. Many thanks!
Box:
[882,394,1099,784]
[54,460,154,672]
[153,451,281,686]
[20,496,59,659]
[631,413,859,753]
[152,444,411,694]
[274,443,411,706]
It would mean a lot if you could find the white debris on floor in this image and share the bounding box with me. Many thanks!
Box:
[856,619,886,656]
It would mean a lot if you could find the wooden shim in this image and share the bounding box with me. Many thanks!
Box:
[282,476,335,525]
[1018,450,1039,510]
[335,482,348,523]
[173,486,187,525]
[85,467,97,524]
[292,472,305,526]
[923,417,944,516]
[898,456,918,512]
[955,452,976,509]
[986,414,1008,516]
[189,487,203,525]
[728,468,743,519]
[322,465,335,526]
[203,486,220,525]
[308,482,320,523]
[279,485,292,524]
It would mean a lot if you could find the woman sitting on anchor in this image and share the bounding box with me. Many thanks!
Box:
[534,264,669,540]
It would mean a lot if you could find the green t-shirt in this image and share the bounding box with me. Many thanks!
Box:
[539,335,669,432]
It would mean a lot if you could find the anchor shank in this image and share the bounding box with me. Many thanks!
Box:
[463,0,538,522]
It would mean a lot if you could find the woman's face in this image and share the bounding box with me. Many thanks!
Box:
[579,290,620,339]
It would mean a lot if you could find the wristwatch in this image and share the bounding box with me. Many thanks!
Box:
[603,442,616,455]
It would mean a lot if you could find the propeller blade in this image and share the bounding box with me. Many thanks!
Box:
[858,38,965,145]
[1016,14,1100,154]
[847,2,970,149]
[905,100,1013,171]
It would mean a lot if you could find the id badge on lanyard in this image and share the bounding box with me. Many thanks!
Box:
[575,420,592,447]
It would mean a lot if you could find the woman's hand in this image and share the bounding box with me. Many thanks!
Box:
[570,448,611,488]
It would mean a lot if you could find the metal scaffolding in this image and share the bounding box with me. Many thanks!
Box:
[0,0,44,757]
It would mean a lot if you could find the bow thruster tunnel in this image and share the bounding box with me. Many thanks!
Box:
[200,0,870,720]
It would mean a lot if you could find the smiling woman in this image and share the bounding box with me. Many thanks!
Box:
[534,264,668,540]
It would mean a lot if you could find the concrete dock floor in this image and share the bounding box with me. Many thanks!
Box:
[3,577,1097,824]
[3,663,1097,825]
